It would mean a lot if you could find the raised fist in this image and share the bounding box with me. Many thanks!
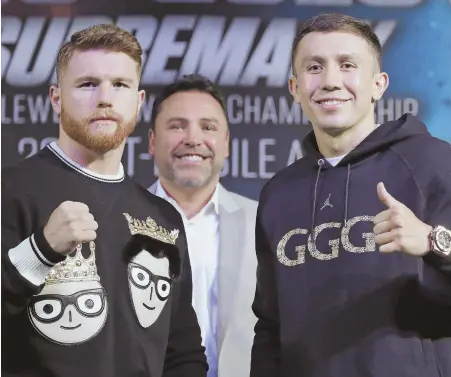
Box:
[43,201,98,255]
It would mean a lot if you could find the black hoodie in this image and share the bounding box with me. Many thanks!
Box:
[250,114,451,377]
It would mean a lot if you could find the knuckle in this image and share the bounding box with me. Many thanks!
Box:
[59,201,69,208]
[391,216,402,228]
[396,217,404,227]
[59,201,73,211]
[82,213,93,223]
[88,230,97,240]
[392,228,402,239]
[77,202,90,212]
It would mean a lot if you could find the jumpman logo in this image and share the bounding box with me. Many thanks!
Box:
[320,193,333,210]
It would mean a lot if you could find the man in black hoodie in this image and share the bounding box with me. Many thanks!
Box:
[250,13,451,377]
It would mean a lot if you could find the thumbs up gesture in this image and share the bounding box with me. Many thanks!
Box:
[373,182,432,256]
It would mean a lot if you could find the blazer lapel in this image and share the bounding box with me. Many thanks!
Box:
[217,185,245,353]
[150,182,245,355]
[148,182,157,194]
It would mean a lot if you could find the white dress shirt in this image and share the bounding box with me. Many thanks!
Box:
[155,181,220,377]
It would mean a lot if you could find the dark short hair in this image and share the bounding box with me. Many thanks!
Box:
[291,13,382,74]
[123,234,181,280]
[150,74,227,131]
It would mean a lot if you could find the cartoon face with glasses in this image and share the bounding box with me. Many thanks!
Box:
[27,242,108,345]
[28,280,108,345]
[125,234,181,328]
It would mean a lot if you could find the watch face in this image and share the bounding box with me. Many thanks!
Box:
[435,227,451,255]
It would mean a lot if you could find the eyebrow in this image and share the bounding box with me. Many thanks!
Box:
[200,117,220,124]
[74,75,134,84]
[166,117,220,124]
[166,117,186,124]
[302,53,359,65]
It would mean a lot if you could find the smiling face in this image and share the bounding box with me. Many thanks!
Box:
[50,48,145,154]
[128,249,173,328]
[149,90,229,189]
[289,31,388,136]
[28,281,108,345]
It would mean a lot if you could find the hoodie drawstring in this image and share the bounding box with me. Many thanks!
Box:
[311,160,351,250]
[344,163,351,227]
[311,159,324,247]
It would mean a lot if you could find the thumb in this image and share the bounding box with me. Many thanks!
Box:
[377,182,398,208]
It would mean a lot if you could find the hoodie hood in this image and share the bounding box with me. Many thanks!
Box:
[302,113,430,168]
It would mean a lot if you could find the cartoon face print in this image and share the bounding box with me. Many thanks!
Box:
[128,249,173,328]
[28,281,108,345]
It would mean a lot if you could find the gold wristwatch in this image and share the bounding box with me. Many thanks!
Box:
[428,225,451,258]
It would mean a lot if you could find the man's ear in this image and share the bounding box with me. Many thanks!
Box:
[372,71,389,102]
[288,76,301,104]
[49,85,62,115]
[137,89,146,115]
[148,128,156,156]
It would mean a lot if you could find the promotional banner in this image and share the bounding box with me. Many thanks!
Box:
[2,0,450,200]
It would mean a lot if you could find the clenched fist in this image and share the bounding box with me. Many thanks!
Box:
[43,201,98,255]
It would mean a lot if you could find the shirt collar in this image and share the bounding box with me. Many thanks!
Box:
[155,180,220,217]
[48,142,125,182]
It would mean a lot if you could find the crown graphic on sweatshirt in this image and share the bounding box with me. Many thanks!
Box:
[123,213,179,245]
[44,242,99,285]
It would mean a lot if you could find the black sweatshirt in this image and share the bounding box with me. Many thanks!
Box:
[251,114,451,377]
[2,142,208,377]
